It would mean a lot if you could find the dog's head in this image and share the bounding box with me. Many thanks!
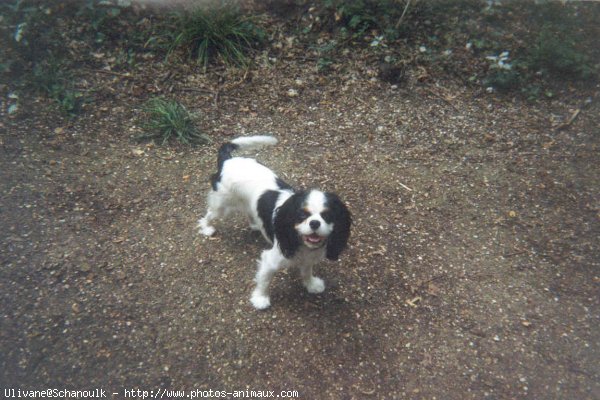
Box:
[274,190,351,260]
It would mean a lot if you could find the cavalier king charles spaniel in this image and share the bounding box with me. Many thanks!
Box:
[198,136,351,309]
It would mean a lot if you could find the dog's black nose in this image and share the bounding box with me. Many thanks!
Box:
[309,220,321,230]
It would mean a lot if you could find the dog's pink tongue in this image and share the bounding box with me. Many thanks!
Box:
[307,234,322,243]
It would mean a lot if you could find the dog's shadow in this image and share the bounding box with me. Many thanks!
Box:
[272,269,357,319]
[270,278,382,361]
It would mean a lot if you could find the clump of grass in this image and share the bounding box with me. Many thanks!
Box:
[139,97,210,145]
[167,4,265,69]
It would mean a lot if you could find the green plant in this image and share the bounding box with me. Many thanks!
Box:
[0,2,87,116]
[323,0,416,40]
[113,48,137,69]
[75,0,136,45]
[313,40,337,73]
[1,1,63,64]
[528,25,596,80]
[78,0,123,30]
[167,5,265,69]
[139,98,209,145]
[317,57,334,73]
[332,0,377,36]
[520,84,554,102]
[29,58,86,116]
[482,51,521,91]
[483,68,522,92]
[480,1,598,96]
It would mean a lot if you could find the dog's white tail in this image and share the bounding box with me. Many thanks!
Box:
[214,136,278,176]
[230,135,278,150]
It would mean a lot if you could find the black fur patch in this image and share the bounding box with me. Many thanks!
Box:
[257,190,280,242]
[274,192,307,258]
[211,142,238,190]
[323,193,352,261]
[210,173,221,191]
[276,177,293,191]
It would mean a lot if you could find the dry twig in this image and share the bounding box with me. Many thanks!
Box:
[395,0,412,30]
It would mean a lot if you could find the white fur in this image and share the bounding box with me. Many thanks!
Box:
[230,135,278,149]
[296,190,334,240]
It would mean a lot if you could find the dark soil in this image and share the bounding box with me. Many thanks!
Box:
[1,2,599,399]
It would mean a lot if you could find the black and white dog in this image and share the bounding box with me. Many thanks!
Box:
[198,136,352,309]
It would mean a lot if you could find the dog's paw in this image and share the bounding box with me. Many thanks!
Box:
[304,276,325,294]
[250,292,271,310]
[198,219,216,236]
[200,225,216,236]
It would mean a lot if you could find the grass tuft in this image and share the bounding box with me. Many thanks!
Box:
[140,97,210,145]
[167,4,265,69]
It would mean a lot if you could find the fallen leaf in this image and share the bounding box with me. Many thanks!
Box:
[542,141,555,149]
[426,282,440,296]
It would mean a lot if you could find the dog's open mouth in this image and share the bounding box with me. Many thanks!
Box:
[303,233,326,247]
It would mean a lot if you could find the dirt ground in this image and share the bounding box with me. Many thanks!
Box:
[1,2,599,400]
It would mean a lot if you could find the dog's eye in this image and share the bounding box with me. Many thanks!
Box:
[321,210,333,222]
[296,209,310,221]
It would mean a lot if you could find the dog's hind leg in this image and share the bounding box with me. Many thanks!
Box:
[198,211,219,236]
[248,215,262,231]
[198,191,225,236]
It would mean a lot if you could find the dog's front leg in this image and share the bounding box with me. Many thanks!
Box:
[251,248,285,310]
[299,264,325,294]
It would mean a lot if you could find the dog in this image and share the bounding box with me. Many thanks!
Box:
[198,136,352,309]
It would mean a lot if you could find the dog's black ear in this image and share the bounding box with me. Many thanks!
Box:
[274,192,304,259]
[324,193,352,261]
